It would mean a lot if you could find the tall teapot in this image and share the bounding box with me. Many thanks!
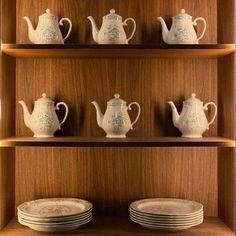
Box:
[92,94,141,138]
[158,9,207,44]
[24,9,72,44]
[88,9,136,44]
[19,93,69,138]
[168,93,217,138]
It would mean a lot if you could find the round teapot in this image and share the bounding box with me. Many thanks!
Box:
[19,93,69,138]
[88,9,136,44]
[168,93,217,138]
[24,9,72,44]
[158,9,207,44]
[92,94,141,138]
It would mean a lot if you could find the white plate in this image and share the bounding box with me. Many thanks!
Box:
[18,198,92,218]
[130,214,203,226]
[19,216,92,232]
[130,216,203,231]
[17,209,92,222]
[130,208,203,221]
[130,198,203,216]
[130,207,203,219]
[18,214,92,225]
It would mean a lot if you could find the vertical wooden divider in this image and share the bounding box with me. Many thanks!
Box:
[0,0,16,229]
[217,0,236,231]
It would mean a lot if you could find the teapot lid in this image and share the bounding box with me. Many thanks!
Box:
[108,94,126,105]
[36,93,54,104]
[174,9,192,19]
[184,93,203,104]
[39,9,58,20]
[103,9,122,21]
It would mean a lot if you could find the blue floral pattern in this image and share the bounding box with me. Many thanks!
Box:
[108,112,127,131]
[39,28,58,42]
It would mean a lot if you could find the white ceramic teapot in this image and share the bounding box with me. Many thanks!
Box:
[158,9,207,44]
[92,94,141,138]
[19,93,69,138]
[24,9,72,44]
[168,93,217,138]
[88,9,136,44]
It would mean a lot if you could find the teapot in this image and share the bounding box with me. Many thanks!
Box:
[168,93,217,138]
[19,93,69,138]
[88,9,136,44]
[92,94,141,138]
[158,9,207,44]
[24,9,72,44]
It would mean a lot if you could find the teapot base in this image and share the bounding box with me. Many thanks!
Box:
[33,134,54,138]
[182,134,203,138]
[106,134,126,138]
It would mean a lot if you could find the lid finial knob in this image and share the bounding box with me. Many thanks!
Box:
[180,9,186,14]
[114,93,120,98]
[191,93,196,98]
[42,93,47,98]
[110,9,116,14]
[46,9,51,14]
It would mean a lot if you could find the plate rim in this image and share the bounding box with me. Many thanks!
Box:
[130,198,203,216]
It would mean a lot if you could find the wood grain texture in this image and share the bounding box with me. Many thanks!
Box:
[218,54,235,231]
[0,136,235,147]
[14,57,218,217]
[15,147,217,216]
[15,58,218,137]
[1,217,235,236]
[2,44,235,59]
[1,0,230,233]
[0,0,16,228]
[16,0,217,44]
[1,0,16,43]
[217,0,235,231]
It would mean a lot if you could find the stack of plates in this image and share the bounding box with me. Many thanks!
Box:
[17,198,93,232]
[130,198,203,231]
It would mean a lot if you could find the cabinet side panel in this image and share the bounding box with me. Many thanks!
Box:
[218,53,235,231]
[0,47,16,231]
[218,0,235,231]
[0,0,16,228]
[0,149,15,229]
[1,0,16,43]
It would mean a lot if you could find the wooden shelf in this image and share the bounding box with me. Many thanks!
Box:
[1,216,235,236]
[0,136,234,147]
[2,44,235,58]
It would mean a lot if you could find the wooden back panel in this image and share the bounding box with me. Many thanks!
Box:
[16,0,217,44]
[15,147,217,216]
[14,0,219,217]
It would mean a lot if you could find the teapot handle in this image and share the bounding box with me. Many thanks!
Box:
[59,18,73,41]
[56,102,69,129]
[128,102,141,129]
[204,102,217,130]
[193,17,207,42]
[123,18,136,42]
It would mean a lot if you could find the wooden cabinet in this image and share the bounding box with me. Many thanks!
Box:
[0,0,235,235]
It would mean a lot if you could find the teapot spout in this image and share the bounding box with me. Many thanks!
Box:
[157,17,169,44]
[23,16,36,43]
[91,101,104,128]
[87,16,99,43]
[168,101,180,128]
[19,101,32,128]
